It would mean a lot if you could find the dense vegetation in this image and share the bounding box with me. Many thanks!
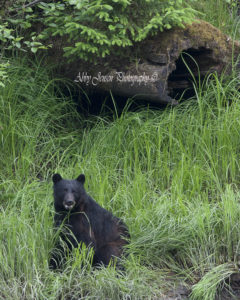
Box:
[0,0,240,299]
[0,0,196,61]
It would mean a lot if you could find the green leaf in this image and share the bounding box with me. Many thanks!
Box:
[31,47,38,53]
[15,42,21,48]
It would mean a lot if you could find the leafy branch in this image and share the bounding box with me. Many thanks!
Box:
[0,0,197,62]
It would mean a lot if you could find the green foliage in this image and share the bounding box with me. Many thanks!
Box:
[224,0,238,8]
[191,263,235,300]
[0,0,196,61]
[1,55,240,298]
[0,59,9,87]
[189,0,240,36]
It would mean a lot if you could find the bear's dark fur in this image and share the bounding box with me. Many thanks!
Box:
[50,173,129,269]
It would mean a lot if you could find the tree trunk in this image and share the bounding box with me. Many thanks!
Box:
[50,20,240,105]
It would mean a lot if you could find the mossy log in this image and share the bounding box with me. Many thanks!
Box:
[52,20,240,105]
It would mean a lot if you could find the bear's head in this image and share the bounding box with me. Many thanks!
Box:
[52,173,86,212]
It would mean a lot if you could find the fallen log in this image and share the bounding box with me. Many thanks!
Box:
[51,20,240,105]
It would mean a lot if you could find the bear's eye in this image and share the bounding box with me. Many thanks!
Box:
[63,188,68,192]
[72,190,76,193]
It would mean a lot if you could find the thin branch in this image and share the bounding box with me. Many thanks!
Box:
[21,0,44,9]
[9,0,47,17]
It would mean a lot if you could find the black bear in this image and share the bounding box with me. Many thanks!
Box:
[50,173,129,269]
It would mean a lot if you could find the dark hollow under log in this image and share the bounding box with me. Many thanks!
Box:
[50,20,240,105]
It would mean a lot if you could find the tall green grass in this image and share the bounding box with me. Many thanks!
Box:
[1,55,240,299]
[190,0,240,38]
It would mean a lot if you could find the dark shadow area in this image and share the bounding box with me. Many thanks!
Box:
[216,273,240,300]
[168,47,220,100]
[71,89,169,117]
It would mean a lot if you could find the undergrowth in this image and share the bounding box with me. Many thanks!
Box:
[190,0,240,39]
[1,54,240,299]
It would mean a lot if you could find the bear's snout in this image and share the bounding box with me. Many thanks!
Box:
[63,194,76,210]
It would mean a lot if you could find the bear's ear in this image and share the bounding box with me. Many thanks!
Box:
[76,174,85,184]
[52,173,62,184]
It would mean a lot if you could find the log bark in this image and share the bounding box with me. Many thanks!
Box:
[50,20,240,105]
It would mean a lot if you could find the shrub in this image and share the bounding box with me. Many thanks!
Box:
[0,0,196,61]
